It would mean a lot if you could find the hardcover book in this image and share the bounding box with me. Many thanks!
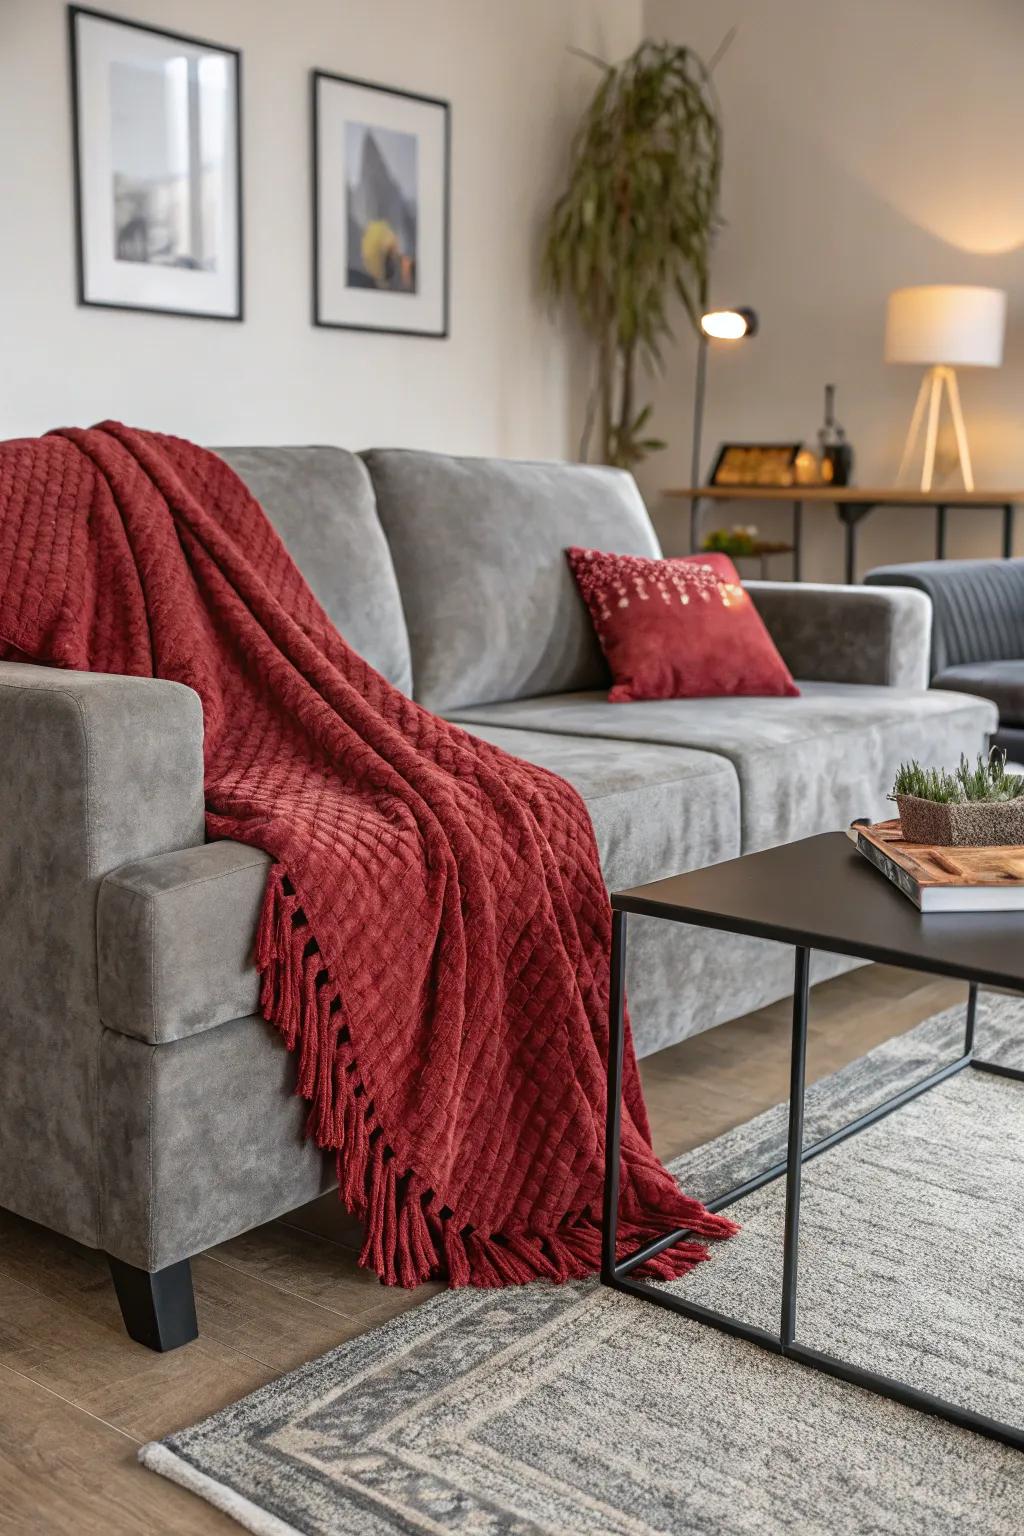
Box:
[851,818,1024,913]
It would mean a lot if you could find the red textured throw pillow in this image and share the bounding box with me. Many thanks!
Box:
[567,547,799,702]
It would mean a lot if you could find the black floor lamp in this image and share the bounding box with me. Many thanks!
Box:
[690,305,759,501]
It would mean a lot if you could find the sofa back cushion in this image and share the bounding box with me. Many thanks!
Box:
[362,448,661,711]
[215,446,412,694]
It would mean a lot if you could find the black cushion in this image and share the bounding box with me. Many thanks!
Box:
[866,558,1024,673]
[933,660,1024,726]
[993,724,1024,760]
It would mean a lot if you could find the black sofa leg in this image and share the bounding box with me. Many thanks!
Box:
[107,1255,198,1351]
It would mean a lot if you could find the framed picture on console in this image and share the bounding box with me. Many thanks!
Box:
[68,6,243,320]
[709,442,802,488]
[312,70,450,337]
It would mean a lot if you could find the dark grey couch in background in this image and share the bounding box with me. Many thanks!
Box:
[0,447,996,1349]
[866,557,1024,757]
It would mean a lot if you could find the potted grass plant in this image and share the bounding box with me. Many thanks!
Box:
[890,751,1024,846]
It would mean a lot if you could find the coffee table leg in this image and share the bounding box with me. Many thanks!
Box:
[781,946,811,1346]
[603,932,1024,1447]
[969,981,1024,1083]
[964,983,978,1055]
[602,910,628,1283]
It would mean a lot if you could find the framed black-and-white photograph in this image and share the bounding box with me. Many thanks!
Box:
[313,71,449,338]
[69,6,242,320]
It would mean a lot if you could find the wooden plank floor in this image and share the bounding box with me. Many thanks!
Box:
[0,964,965,1533]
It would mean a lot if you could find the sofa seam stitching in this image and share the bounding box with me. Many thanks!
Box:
[150,878,160,1047]
[6,684,104,1245]
[147,1033,156,1268]
[581,773,738,800]
[450,695,992,761]
[104,857,269,900]
[66,689,105,1249]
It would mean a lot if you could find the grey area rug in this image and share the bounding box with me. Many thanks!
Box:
[141,994,1024,1535]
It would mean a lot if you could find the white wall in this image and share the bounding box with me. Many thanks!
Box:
[0,0,641,455]
[641,0,1024,577]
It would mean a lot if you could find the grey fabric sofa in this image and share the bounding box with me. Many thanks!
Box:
[0,446,996,1350]
[866,558,1024,757]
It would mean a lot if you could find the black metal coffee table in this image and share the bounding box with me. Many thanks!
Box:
[601,831,1024,1450]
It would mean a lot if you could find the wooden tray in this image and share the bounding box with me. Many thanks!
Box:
[851,817,1024,910]
[856,818,1024,886]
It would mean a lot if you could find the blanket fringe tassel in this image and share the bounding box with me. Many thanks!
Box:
[256,866,737,1290]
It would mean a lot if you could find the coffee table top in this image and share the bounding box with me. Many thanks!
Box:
[613,832,1024,992]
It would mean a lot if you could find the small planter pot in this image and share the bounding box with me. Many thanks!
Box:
[895,793,1024,847]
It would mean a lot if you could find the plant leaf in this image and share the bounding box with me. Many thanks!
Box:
[541,38,725,468]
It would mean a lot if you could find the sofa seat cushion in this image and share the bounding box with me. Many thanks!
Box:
[933,660,1024,725]
[363,448,660,714]
[448,683,998,853]
[97,735,739,1045]
[457,725,740,889]
[215,447,413,694]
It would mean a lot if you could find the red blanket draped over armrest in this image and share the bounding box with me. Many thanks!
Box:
[0,424,735,1287]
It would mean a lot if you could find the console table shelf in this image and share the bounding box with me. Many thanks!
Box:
[664,485,1024,583]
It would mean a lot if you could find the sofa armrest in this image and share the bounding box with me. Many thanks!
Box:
[0,661,206,880]
[745,581,932,689]
[0,660,206,1023]
[865,559,1024,676]
[98,839,271,1044]
[0,660,206,1249]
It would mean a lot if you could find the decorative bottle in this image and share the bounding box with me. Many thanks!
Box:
[818,384,854,486]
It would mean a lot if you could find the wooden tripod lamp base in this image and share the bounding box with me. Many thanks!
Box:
[886,285,1006,496]
[896,364,974,493]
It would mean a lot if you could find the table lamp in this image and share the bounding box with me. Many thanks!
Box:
[885,284,1006,492]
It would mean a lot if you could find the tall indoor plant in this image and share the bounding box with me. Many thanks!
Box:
[543,39,726,470]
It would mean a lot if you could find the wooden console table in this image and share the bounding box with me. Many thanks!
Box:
[663,485,1024,583]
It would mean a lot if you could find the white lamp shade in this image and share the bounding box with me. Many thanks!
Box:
[885,285,1006,368]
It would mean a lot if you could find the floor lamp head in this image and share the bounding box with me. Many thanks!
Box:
[691,307,759,495]
[700,307,759,341]
[886,285,1005,492]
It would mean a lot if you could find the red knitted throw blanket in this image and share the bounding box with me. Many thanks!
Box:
[0,424,736,1287]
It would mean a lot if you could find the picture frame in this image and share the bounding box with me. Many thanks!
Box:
[708,442,802,488]
[312,70,450,338]
[68,5,243,321]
